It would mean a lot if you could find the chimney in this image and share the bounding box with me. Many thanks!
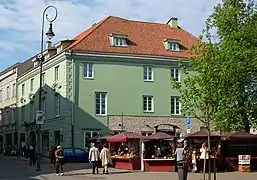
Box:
[46,40,52,49]
[167,17,178,28]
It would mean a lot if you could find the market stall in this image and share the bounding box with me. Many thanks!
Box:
[222,131,257,172]
[141,132,176,172]
[184,131,221,173]
[107,132,142,170]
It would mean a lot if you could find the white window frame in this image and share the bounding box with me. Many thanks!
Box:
[143,66,154,82]
[41,72,45,86]
[95,92,107,116]
[6,86,10,99]
[171,96,181,115]
[168,42,180,51]
[143,95,154,112]
[12,83,16,97]
[114,37,127,46]
[54,93,60,116]
[55,66,60,82]
[83,131,99,150]
[83,62,94,79]
[171,68,180,82]
[30,78,34,91]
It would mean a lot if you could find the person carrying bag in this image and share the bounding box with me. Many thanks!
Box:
[55,146,65,176]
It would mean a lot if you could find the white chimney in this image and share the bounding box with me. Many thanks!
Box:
[46,40,52,49]
[167,17,178,28]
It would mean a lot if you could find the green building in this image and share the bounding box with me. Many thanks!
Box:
[15,16,202,153]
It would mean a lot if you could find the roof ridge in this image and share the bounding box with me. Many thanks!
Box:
[67,16,111,50]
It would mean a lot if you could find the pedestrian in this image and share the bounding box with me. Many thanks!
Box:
[55,145,64,176]
[175,142,188,180]
[88,143,100,174]
[100,144,111,174]
[49,146,56,167]
[28,145,35,166]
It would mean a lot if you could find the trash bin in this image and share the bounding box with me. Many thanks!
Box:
[177,161,188,180]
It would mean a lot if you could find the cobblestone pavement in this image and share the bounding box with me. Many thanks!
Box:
[1,157,257,180]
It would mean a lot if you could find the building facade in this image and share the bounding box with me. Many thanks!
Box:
[0,63,20,146]
[3,16,203,152]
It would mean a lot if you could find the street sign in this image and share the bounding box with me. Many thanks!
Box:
[36,110,45,125]
[186,116,191,134]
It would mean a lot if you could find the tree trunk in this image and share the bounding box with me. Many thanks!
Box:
[207,129,211,180]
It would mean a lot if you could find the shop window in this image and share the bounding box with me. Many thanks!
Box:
[84,131,99,150]
[141,132,153,137]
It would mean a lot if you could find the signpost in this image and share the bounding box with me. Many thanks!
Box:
[186,116,191,134]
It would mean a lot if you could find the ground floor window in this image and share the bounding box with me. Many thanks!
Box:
[84,131,99,150]
[42,131,49,151]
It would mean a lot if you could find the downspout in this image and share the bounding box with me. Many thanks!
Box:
[69,50,75,148]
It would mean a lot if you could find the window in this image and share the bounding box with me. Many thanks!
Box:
[54,94,60,116]
[21,84,25,96]
[41,73,45,86]
[143,66,153,81]
[95,92,107,115]
[6,86,10,99]
[84,131,99,150]
[143,95,154,112]
[30,78,34,91]
[21,106,25,122]
[171,68,180,82]
[30,102,35,121]
[57,46,63,54]
[83,63,94,78]
[171,96,180,115]
[0,90,2,102]
[55,66,59,82]
[141,132,153,136]
[12,83,16,97]
[114,37,127,46]
[168,42,180,51]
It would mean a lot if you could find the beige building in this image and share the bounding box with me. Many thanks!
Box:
[0,63,20,146]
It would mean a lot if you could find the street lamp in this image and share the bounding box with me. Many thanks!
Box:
[36,5,58,171]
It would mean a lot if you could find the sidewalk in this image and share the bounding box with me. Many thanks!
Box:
[3,155,49,163]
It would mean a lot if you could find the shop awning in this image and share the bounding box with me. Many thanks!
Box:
[142,132,174,141]
[107,132,142,142]
[185,131,220,138]
[222,131,257,141]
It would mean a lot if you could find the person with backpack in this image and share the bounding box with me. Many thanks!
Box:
[175,142,188,180]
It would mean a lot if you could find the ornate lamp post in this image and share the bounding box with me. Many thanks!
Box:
[35,5,58,171]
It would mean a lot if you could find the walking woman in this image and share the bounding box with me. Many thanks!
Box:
[55,146,64,176]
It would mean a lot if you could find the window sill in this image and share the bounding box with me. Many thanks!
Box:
[144,80,154,82]
[95,114,107,117]
[83,77,94,80]
[171,114,181,116]
[144,111,154,113]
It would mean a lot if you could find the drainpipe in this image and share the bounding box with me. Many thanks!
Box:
[69,50,75,148]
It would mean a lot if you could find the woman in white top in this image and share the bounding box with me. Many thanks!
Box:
[200,143,209,173]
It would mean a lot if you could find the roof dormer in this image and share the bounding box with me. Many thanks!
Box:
[163,39,180,51]
[109,34,128,47]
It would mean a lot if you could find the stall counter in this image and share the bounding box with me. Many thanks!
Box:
[111,156,141,170]
[143,158,176,172]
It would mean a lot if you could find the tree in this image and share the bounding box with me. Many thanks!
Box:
[173,0,257,179]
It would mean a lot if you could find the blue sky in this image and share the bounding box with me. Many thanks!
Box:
[0,0,220,71]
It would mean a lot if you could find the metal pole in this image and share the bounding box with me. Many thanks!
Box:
[121,112,124,132]
[36,5,58,171]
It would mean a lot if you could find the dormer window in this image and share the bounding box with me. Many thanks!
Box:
[57,46,63,54]
[110,34,128,47]
[163,39,180,51]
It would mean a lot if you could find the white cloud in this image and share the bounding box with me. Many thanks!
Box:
[0,0,220,69]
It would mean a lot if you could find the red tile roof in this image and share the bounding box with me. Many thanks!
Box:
[67,16,198,59]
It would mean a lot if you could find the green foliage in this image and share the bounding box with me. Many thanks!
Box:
[173,0,257,133]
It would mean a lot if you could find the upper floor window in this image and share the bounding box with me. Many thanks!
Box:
[143,95,154,112]
[95,92,107,115]
[12,83,16,97]
[21,84,25,96]
[168,42,180,51]
[30,78,34,91]
[143,66,153,81]
[6,86,10,99]
[54,94,60,116]
[171,68,180,82]
[171,96,180,115]
[83,63,94,79]
[55,66,59,82]
[110,34,128,47]
[0,90,2,102]
[41,72,45,86]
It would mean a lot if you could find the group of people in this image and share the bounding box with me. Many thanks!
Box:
[89,143,112,174]
[49,145,65,176]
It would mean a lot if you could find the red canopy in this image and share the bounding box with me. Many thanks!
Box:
[185,131,220,138]
[222,131,257,141]
[142,132,174,141]
[107,132,142,143]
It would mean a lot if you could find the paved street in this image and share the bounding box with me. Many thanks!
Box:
[1,157,257,180]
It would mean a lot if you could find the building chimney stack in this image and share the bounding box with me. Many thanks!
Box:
[46,41,52,49]
[167,17,178,28]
